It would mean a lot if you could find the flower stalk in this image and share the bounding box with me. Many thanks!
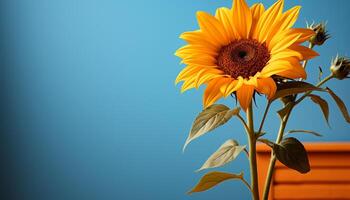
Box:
[247,103,260,200]
[257,102,271,136]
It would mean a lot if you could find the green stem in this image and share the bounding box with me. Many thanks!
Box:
[257,102,271,136]
[237,113,250,134]
[262,105,292,200]
[295,74,334,105]
[247,103,260,200]
[262,74,334,200]
[242,177,252,192]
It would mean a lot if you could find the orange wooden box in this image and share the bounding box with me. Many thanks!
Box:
[257,142,350,200]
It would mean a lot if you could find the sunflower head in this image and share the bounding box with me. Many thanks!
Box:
[175,0,319,111]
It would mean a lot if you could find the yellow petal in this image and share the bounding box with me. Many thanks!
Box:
[277,6,301,32]
[276,59,307,79]
[197,11,230,45]
[269,29,302,53]
[220,76,243,97]
[175,66,203,84]
[276,69,306,80]
[243,75,258,87]
[288,44,319,60]
[269,49,302,63]
[182,54,217,66]
[180,31,219,50]
[215,7,239,41]
[203,78,226,108]
[260,59,294,78]
[292,28,316,43]
[231,0,252,39]
[195,68,224,88]
[236,84,254,111]
[250,3,265,38]
[266,6,301,44]
[271,28,315,45]
[251,3,265,20]
[253,0,284,43]
[181,75,197,93]
[175,44,218,58]
[255,77,277,99]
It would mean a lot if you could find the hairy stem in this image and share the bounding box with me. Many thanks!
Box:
[247,103,259,200]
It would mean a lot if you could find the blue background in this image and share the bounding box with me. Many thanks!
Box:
[0,0,349,199]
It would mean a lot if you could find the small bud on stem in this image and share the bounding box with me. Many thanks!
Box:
[308,22,330,46]
[330,56,350,80]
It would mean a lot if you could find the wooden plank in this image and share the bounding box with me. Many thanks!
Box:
[257,142,350,153]
[257,143,350,200]
[302,143,350,152]
[274,168,350,183]
[275,152,350,168]
[257,153,274,199]
[274,183,350,199]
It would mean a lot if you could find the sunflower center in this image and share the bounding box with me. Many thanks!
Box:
[238,51,247,58]
[217,39,270,79]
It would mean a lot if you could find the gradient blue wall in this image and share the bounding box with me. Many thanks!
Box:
[0,0,349,199]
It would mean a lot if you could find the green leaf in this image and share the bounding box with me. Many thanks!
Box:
[287,130,323,137]
[188,171,244,194]
[183,105,240,151]
[326,87,350,123]
[271,81,323,101]
[308,94,329,124]
[277,102,294,119]
[197,139,246,171]
[273,137,310,174]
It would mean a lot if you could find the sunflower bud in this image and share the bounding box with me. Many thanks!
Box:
[330,56,350,80]
[308,22,330,46]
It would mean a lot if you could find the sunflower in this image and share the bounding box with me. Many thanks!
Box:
[175,0,319,111]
